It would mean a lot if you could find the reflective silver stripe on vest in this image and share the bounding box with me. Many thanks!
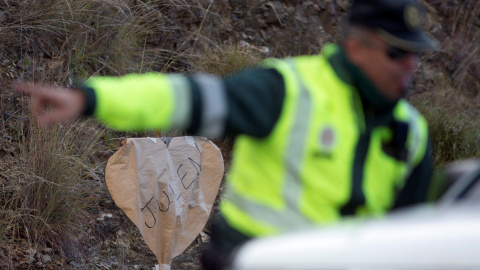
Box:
[228,60,315,232]
[405,105,421,168]
[192,74,228,138]
[169,75,192,130]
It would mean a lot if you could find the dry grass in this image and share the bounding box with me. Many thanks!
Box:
[193,43,262,76]
[0,111,102,265]
[0,0,203,84]
[411,92,480,168]
[1,0,480,268]
[410,0,480,167]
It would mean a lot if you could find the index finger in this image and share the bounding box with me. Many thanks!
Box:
[13,81,45,97]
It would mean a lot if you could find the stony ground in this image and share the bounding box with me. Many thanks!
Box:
[1,0,480,269]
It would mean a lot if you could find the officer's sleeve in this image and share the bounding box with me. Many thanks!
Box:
[393,138,434,209]
[185,67,285,138]
[80,68,285,138]
[82,73,191,132]
[220,68,285,137]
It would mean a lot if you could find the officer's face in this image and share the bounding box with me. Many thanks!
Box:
[348,33,419,100]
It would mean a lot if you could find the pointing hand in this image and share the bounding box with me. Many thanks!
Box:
[14,82,86,126]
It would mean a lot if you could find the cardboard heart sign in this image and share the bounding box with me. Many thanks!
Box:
[105,136,224,269]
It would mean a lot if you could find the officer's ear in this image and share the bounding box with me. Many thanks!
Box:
[343,36,368,66]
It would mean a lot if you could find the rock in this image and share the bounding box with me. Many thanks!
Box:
[35,252,43,261]
[0,11,6,23]
[42,254,52,263]
[88,242,102,259]
[23,255,35,264]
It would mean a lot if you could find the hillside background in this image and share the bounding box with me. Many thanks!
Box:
[1,0,480,269]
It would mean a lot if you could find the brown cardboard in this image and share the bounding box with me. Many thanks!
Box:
[105,136,224,269]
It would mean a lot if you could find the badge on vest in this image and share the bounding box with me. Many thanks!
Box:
[316,125,336,157]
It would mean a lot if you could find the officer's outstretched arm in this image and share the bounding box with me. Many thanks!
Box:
[15,73,193,132]
[15,68,285,139]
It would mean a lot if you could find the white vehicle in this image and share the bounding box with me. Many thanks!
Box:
[230,160,480,270]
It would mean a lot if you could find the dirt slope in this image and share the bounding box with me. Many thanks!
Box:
[1,1,480,270]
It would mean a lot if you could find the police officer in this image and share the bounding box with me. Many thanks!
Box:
[15,0,439,269]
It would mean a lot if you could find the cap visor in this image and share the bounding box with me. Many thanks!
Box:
[377,29,441,52]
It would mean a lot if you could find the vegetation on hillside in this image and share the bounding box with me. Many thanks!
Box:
[0,0,479,268]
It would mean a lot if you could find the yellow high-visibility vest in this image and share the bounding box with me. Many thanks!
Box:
[220,45,429,237]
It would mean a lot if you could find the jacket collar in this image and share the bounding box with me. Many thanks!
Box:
[325,44,397,113]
